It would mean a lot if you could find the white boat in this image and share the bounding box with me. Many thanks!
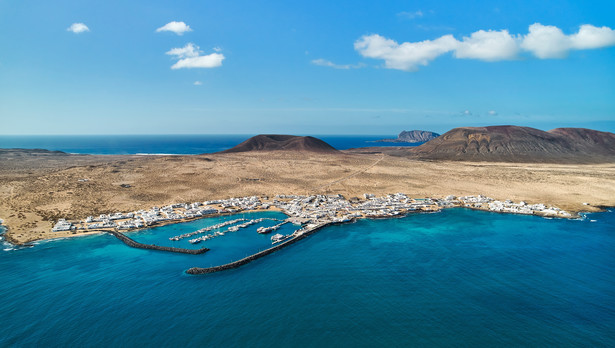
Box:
[271,233,290,244]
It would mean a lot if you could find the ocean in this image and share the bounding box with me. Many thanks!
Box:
[0,135,420,155]
[1,208,614,346]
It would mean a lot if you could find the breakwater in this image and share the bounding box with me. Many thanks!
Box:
[108,230,209,255]
[186,222,329,275]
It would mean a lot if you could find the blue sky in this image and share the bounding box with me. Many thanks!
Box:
[1,0,614,135]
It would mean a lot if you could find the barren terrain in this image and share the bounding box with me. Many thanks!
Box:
[1,149,614,244]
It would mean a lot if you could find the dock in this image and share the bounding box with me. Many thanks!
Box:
[107,230,209,255]
[185,222,329,275]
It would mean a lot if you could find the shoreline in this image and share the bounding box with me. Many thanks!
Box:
[1,200,607,249]
[185,206,603,275]
[2,149,613,244]
[2,203,611,275]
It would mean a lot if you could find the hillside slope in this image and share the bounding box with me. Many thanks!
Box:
[219,135,340,154]
[410,125,615,163]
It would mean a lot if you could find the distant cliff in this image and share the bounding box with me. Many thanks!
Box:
[377,130,440,143]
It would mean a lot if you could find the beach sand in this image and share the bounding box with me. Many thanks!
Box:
[1,150,614,244]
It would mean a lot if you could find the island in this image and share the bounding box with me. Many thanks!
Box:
[376,130,440,143]
[1,127,614,249]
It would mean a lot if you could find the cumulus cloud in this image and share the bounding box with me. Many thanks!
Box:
[166,43,225,69]
[354,34,458,71]
[67,23,89,34]
[520,24,570,58]
[455,29,520,61]
[311,58,365,69]
[166,43,200,58]
[462,110,472,116]
[488,110,498,116]
[156,21,192,35]
[571,24,615,49]
[522,23,615,58]
[194,81,203,86]
[356,23,615,71]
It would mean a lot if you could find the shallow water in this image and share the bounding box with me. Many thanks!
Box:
[1,208,613,346]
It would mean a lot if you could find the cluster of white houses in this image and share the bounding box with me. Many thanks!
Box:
[51,194,573,233]
[455,195,572,217]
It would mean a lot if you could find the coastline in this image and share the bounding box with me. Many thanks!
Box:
[2,150,614,245]
[187,205,602,275]
[2,197,611,276]
[0,195,600,248]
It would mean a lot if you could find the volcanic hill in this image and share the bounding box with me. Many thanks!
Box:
[377,130,440,143]
[410,125,615,163]
[219,135,340,154]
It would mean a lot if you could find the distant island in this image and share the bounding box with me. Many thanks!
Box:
[219,134,339,154]
[376,130,440,143]
[1,125,614,246]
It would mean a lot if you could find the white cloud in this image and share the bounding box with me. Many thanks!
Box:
[171,54,224,69]
[311,58,364,69]
[166,43,200,59]
[194,81,203,86]
[570,24,615,49]
[356,23,615,71]
[455,29,520,61]
[521,23,615,58]
[156,21,192,35]
[488,110,498,116]
[67,23,89,34]
[521,24,570,58]
[166,43,225,69]
[354,34,458,71]
[397,10,423,19]
[462,110,472,116]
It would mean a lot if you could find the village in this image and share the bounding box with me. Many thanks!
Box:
[51,193,573,235]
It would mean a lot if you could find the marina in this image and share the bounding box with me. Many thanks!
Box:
[44,193,578,273]
[185,218,284,244]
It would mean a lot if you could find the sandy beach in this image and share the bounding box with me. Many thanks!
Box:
[1,150,614,244]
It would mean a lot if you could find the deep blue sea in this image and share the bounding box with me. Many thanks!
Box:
[0,135,419,155]
[1,208,614,347]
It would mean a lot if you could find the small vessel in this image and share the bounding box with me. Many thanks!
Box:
[271,233,290,244]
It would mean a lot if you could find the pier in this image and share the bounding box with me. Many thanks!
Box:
[108,230,209,255]
[186,222,330,275]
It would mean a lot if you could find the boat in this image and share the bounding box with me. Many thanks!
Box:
[271,233,290,244]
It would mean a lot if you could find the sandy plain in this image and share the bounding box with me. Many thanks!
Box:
[1,150,614,244]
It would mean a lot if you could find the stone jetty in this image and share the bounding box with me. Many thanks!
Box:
[108,230,209,255]
[186,222,328,275]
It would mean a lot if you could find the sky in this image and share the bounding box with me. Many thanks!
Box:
[1,0,614,135]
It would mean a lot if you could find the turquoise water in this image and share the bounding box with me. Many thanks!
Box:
[1,208,614,346]
[130,211,295,265]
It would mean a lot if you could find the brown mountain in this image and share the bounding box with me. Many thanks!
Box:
[219,135,340,154]
[409,125,615,163]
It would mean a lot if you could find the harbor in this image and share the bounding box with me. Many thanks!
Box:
[43,193,577,273]
[186,222,330,274]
